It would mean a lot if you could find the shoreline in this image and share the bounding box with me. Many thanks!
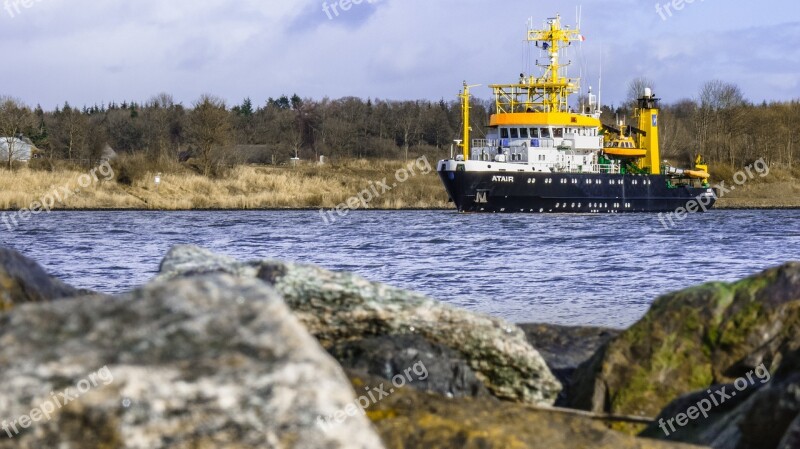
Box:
[2,205,799,212]
[2,161,798,212]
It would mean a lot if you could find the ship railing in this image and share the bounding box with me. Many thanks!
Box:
[559,164,622,174]
[472,139,498,149]
[596,163,621,174]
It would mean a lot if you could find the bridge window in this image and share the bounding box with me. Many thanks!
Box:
[554,128,564,138]
[541,128,551,138]
[530,128,539,138]
[510,128,519,139]
[520,128,529,138]
[500,128,509,139]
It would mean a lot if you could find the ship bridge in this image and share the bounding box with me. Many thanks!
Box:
[457,15,607,174]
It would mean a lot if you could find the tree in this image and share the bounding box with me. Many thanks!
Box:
[697,80,746,165]
[268,95,291,110]
[626,77,656,109]
[232,98,256,144]
[48,103,89,160]
[699,80,745,111]
[188,95,231,176]
[0,97,35,169]
[395,101,421,160]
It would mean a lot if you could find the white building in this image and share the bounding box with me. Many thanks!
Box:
[0,137,34,162]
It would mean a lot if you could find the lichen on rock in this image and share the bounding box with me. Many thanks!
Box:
[156,245,562,405]
[0,274,385,449]
[569,262,800,418]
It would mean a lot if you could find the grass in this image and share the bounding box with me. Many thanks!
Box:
[710,162,800,209]
[0,158,797,211]
[0,158,451,211]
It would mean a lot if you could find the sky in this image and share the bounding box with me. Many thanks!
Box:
[1,0,798,109]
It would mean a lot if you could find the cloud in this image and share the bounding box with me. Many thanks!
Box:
[0,0,796,108]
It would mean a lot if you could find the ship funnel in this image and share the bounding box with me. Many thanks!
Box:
[636,87,660,174]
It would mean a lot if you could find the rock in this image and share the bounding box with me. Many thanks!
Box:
[640,383,759,446]
[778,412,800,448]
[519,323,621,403]
[0,248,89,311]
[0,274,385,449]
[348,372,706,449]
[156,245,562,405]
[640,349,799,449]
[329,334,491,399]
[569,262,800,418]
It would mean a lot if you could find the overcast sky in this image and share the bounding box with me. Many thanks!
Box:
[1,0,798,109]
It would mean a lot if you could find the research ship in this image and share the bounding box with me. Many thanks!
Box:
[438,15,716,213]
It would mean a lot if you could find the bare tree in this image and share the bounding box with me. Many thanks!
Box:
[697,80,746,165]
[143,93,177,162]
[0,97,35,169]
[396,101,421,160]
[626,77,656,107]
[188,95,231,176]
[699,80,745,110]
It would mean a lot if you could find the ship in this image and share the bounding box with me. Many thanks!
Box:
[437,15,716,214]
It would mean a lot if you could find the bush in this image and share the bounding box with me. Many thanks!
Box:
[112,153,186,185]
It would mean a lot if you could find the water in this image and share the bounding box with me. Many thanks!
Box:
[2,210,798,328]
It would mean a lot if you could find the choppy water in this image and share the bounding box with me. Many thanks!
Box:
[1,210,798,328]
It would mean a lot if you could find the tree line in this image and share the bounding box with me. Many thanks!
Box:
[0,79,797,174]
[619,79,798,170]
[0,93,477,173]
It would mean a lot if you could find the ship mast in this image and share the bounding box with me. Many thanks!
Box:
[459,82,480,160]
[490,15,583,114]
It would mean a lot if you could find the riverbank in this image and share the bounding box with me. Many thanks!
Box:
[0,160,797,211]
[0,159,450,211]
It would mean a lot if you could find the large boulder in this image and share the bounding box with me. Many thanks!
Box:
[569,262,800,418]
[0,274,385,449]
[156,245,562,405]
[0,248,88,311]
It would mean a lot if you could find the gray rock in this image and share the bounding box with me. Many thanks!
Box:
[778,412,800,448]
[640,383,759,446]
[156,245,562,405]
[0,248,89,311]
[519,323,621,404]
[0,274,385,449]
[640,358,800,449]
[328,334,491,399]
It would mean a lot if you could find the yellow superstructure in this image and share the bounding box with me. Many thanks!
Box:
[635,91,661,174]
[490,112,600,127]
[487,15,597,130]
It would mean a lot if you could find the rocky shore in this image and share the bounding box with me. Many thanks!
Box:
[0,246,798,448]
